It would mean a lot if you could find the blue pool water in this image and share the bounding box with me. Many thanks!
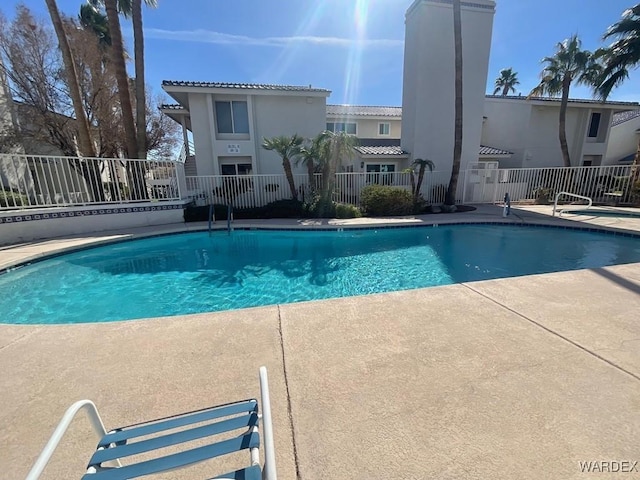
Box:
[1,224,640,324]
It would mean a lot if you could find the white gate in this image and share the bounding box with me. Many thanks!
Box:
[463,162,499,203]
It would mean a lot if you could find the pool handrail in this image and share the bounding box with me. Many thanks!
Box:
[208,203,215,236]
[552,191,592,217]
[227,203,233,235]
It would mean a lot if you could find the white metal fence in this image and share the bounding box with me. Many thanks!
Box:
[185,173,322,209]
[334,170,454,206]
[462,164,637,205]
[2,153,638,212]
[0,154,182,210]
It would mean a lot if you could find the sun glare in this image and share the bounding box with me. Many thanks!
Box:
[342,0,370,104]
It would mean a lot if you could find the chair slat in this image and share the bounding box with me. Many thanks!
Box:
[213,465,262,480]
[82,431,259,480]
[98,399,257,447]
[89,413,258,465]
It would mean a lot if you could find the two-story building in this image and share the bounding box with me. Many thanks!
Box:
[481,95,638,169]
[161,81,330,177]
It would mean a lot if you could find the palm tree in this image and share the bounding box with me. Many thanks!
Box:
[318,131,358,216]
[90,0,156,160]
[493,68,520,95]
[44,0,96,158]
[101,0,138,160]
[445,0,463,207]
[297,135,325,194]
[596,4,640,172]
[79,3,111,47]
[262,134,304,200]
[529,35,601,168]
[131,0,157,160]
[411,158,436,202]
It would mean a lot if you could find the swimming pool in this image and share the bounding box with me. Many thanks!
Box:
[2,224,640,324]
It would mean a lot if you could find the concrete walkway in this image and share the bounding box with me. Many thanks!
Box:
[1,206,639,479]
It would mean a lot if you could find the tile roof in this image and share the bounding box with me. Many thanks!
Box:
[612,109,640,126]
[327,105,402,117]
[354,145,408,156]
[479,145,512,156]
[160,104,186,110]
[485,94,638,107]
[359,138,401,147]
[355,144,511,156]
[162,80,330,93]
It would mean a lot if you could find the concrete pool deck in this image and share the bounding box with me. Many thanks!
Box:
[1,205,639,479]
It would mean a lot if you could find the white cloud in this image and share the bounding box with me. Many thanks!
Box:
[143,28,403,48]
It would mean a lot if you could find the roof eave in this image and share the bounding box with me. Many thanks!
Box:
[162,84,331,98]
[480,153,512,158]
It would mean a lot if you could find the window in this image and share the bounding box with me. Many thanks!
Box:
[326,122,357,134]
[215,101,249,134]
[366,163,395,185]
[378,123,390,136]
[221,163,252,175]
[587,112,601,138]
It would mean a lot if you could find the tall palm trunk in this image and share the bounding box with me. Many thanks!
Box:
[306,160,315,193]
[558,76,572,168]
[104,0,137,160]
[132,0,146,160]
[415,163,426,200]
[502,85,509,96]
[282,157,298,200]
[45,0,96,158]
[446,0,463,206]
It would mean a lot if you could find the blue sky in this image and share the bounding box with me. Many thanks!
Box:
[11,0,640,106]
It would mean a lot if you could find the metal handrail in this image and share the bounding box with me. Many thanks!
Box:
[552,191,593,217]
[208,203,215,236]
[259,367,277,480]
[227,204,233,235]
[25,400,119,480]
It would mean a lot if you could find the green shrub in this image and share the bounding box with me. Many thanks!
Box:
[259,199,306,218]
[184,200,306,222]
[305,194,336,218]
[360,184,413,216]
[0,190,28,207]
[335,203,361,219]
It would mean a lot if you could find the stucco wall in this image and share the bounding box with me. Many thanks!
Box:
[188,93,216,175]
[401,0,495,174]
[606,117,640,165]
[482,98,618,168]
[481,99,532,168]
[188,92,326,176]
[253,95,326,175]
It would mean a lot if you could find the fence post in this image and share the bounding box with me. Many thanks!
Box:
[461,169,467,204]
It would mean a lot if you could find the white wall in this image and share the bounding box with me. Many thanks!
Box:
[188,93,216,175]
[188,91,327,176]
[401,0,495,172]
[482,98,623,168]
[481,99,532,168]
[253,94,327,174]
[606,117,640,165]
